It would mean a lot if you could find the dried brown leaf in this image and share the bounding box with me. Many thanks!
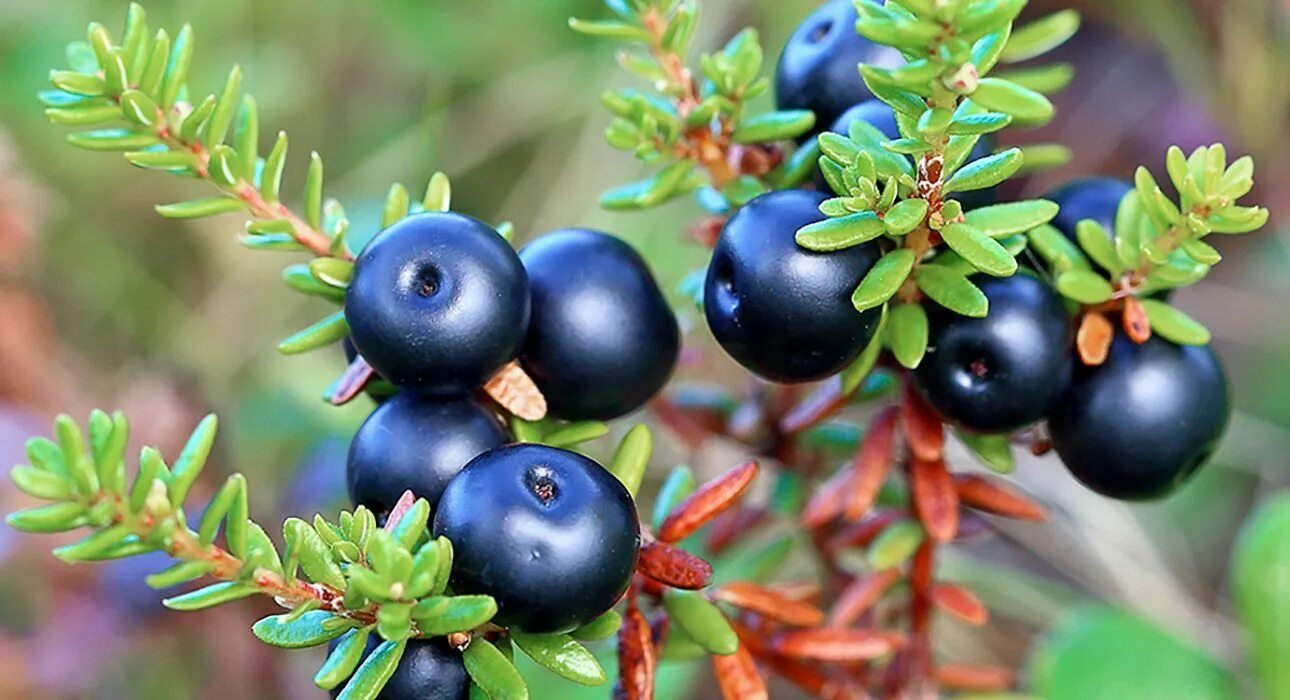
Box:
[1123,295,1152,344]
[483,361,547,421]
[618,606,655,700]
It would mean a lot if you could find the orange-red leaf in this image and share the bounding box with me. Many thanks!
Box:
[953,474,1046,522]
[715,582,825,627]
[829,510,901,550]
[329,356,376,406]
[771,628,902,661]
[650,397,719,449]
[637,540,713,590]
[617,606,655,700]
[935,663,1013,691]
[901,383,944,461]
[801,468,851,530]
[910,457,959,542]
[827,569,901,628]
[712,643,767,700]
[779,376,847,435]
[844,406,898,520]
[1123,295,1152,344]
[659,461,758,543]
[932,583,988,626]
[1077,312,1113,366]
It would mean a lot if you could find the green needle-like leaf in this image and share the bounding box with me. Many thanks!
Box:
[796,211,886,251]
[944,148,1024,193]
[1055,269,1115,304]
[915,265,989,317]
[869,520,925,570]
[970,78,1054,123]
[278,312,349,355]
[511,631,607,686]
[652,465,697,532]
[608,424,651,496]
[853,249,916,313]
[732,110,815,144]
[963,199,1059,237]
[155,197,243,219]
[939,222,1017,277]
[464,639,529,700]
[163,582,257,611]
[253,610,351,649]
[1000,10,1081,63]
[338,640,407,700]
[1139,300,1210,345]
[663,590,738,655]
[887,302,929,369]
[882,198,929,235]
[315,628,372,691]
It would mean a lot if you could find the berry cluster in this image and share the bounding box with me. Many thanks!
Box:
[11,0,1273,698]
[696,1,1248,503]
[342,215,679,694]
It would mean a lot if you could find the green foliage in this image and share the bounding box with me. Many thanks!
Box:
[574,0,813,213]
[795,0,1075,323]
[1030,144,1268,344]
[1029,607,1239,699]
[1232,495,1290,700]
[4,411,623,699]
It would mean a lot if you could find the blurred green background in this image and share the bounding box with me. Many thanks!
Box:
[0,0,1285,698]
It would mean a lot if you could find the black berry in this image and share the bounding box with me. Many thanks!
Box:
[704,189,883,383]
[329,636,468,700]
[432,444,640,633]
[913,273,1072,433]
[347,393,507,515]
[775,0,902,138]
[345,212,530,396]
[519,229,679,421]
[1048,334,1229,500]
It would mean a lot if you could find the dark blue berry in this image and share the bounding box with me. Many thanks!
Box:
[347,393,508,516]
[913,273,1072,433]
[519,229,679,421]
[775,0,902,139]
[1048,334,1228,500]
[345,213,530,396]
[329,636,468,700]
[704,189,883,383]
[432,444,640,633]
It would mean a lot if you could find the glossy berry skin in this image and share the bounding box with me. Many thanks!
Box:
[345,212,530,396]
[1048,334,1229,500]
[913,273,1072,433]
[705,189,883,383]
[347,393,507,516]
[1043,177,1133,271]
[775,0,902,137]
[329,636,468,700]
[518,229,679,421]
[432,444,640,633]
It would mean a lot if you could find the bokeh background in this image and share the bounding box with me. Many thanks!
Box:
[0,0,1286,698]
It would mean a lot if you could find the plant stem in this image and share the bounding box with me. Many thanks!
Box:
[86,486,386,627]
[639,7,740,190]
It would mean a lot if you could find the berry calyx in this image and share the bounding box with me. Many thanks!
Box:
[913,273,1073,433]
[345,212,530,396]
[347,393,508,516]
[775,0,901,139]
[704,189,883,383]
[432,444,640,633]
[1048,334,1229,500]
[519,229,679,421]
